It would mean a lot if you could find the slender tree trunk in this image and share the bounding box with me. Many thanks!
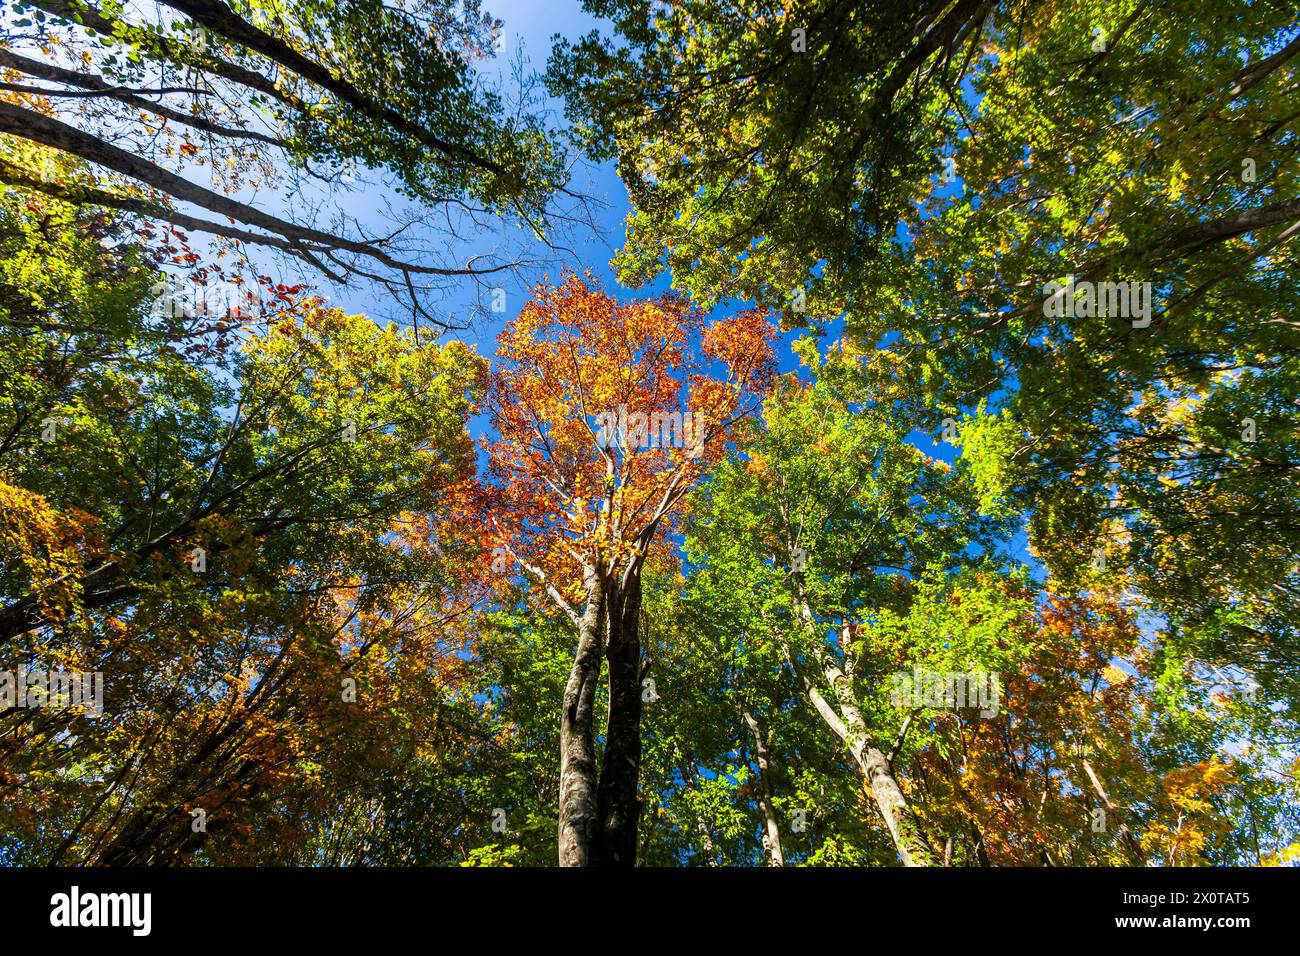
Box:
[680,758,719,866]
[1082,757,1146,864]
[742,708,784,866]
[780,593,938,866]
[557,576,605,867]
[801,673,937,865]
[593,574,643,866]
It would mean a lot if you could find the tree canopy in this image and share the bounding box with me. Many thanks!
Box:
[2,0,1298,870]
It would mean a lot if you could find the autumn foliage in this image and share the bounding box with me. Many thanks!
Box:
[483,273,776,602]
[3,0,1299,874]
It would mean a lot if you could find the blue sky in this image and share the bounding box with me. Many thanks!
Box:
[267,0,826,376]
[308,0,636,347]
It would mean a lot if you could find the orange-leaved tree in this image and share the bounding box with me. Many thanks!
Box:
[482,273,775,866]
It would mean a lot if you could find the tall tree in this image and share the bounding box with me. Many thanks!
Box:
[680,343,1295,866]
[482,273,774,865]
[683,340,1023,865]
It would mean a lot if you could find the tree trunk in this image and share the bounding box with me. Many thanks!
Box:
[680,758,719,866]
[780,597,938,867]
[742,709,784,866]
[593,574,643,866]
[851,743,939,867]
[557,577,605,867]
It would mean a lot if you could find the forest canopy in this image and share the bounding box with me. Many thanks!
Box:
[1,0,1298,868]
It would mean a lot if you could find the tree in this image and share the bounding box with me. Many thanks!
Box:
[2,0,575,325]
[552,0,1300,736]
[1,182,488,863]
[482,273,775,865]
[680,343,1295,866]
[548,0,992,319]
[680,341,1022,865]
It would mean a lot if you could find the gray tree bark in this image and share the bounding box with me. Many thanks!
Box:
[742,708,784,866]
[782,588,939,866]
[557,574,605,867]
